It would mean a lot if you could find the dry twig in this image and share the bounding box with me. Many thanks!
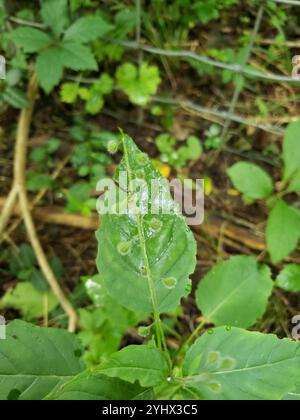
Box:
[0,73,77,332]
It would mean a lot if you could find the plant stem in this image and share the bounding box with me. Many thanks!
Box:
[176,319,207,359]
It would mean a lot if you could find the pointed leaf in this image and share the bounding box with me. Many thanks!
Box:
[96,135,196,314]
[182,327,300,400]
[64,16,113,43]
[0,320,84,400]
[3,87,29,109]
[10,28,52,53]
[288,168,300,193]
[59,42,98,71]
[41,0,68,37]
[283,119,300,180]
[36,47,64,93]
[276,264,300,292]
[266,200,300,264]
[47,371,152,400]
[98,345,169,387]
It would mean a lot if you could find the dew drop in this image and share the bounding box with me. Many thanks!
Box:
[225,325,232,332]
[207,351,220,365]
[117,241,132,256]
[207,381,222,393]
[107,139,119,154]
[163,276,177,289]
[150,218,162,231]
[207,329,214,335]
[136,152,148,166]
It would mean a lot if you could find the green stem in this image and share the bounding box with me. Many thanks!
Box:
[176,319,207,359]
[137,215,165,351]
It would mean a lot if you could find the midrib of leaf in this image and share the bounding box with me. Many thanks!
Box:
[121,136,166,354]
[0,374,74,379]
[183,353,300,381]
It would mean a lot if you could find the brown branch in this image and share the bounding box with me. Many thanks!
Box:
[0,198,99,230]
[0,73,77,332]
[0,151,72,246]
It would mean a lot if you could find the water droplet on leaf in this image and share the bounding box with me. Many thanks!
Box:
[207,329,214,335]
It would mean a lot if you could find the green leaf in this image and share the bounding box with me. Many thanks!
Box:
[0,282,58,320]
[93,73,114,95]
[85,94,104,115]
[0,320,84,400]
[266,200,300,264]
[182,327,300,400]
[276,264,300,292]
[195,256,273,328]
[116,62,161,106]
[36,47,64,93]
[185,136,203,160]
[9,27,52,53]
[41,0,68,38]
[64,16,113,43]
[283,119,300,180]
[65,182,93,215]
[80,275,143,367]
[60,82,79,104]
[27,172,53,191]
[98,345,169,387]
[9,243,36,273]
[96,134,197,314]
[283,387,300,400]
[59,42,98,71]
[227,162,273,200]
[288,168,300,192]
[2,87,29,109]
[47,371,151,400]
[6,69,22,87]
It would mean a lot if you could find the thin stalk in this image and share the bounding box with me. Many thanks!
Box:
[221,4,265,143]
[176,320,207,359]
